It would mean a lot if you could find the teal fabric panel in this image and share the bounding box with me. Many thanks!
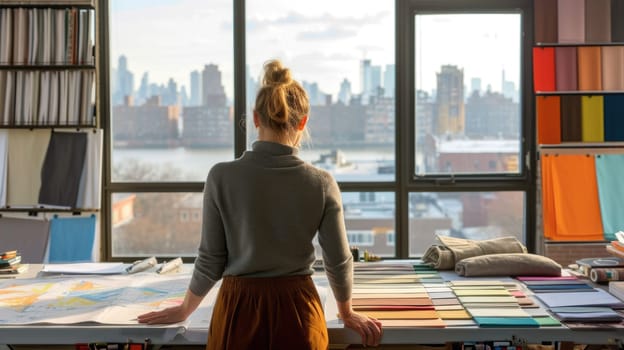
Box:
[595,154,624,241]
[48,214,96,263]
[473,317,540,328]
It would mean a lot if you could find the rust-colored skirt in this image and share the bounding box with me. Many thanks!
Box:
[206,274,329,350]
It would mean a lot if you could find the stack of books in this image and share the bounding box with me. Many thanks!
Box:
[607,231,624,258]
[575,256,624,278]
[609,281,624,302]
[0,250,28,275]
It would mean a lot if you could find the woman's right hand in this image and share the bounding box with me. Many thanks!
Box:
[341,310,383,347]
[137,304,190,325]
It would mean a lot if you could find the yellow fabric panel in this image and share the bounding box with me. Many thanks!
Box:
[581,95,604,142]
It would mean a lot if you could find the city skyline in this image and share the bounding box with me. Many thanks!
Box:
[112,54,518,108]
[110,1,521,103]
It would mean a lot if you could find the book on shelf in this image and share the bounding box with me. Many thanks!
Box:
[0,250,17,260]
[576,256,624,276]
[0,263,28,275]
[0,254,21,267]
[609,281,624,302]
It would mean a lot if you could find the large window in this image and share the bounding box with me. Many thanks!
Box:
[399,0,533,256]
[109,0,234,183]
[102,0,535,261]
[106,0,234,258]
[246,0,395,182]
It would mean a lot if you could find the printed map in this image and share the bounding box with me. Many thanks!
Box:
[0,274,188,324]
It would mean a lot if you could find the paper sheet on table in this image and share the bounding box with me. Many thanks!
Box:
[42,263,127,275]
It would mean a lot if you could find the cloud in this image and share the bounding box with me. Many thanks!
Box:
[247,10,389,30]
[297,25,358,40]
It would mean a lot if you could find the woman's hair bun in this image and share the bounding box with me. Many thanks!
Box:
[263,60,292,86]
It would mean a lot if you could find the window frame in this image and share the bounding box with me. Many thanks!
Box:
[98,0,536,262]
[395,0,536,257]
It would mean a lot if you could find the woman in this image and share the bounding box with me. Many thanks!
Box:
[138,60,383,349]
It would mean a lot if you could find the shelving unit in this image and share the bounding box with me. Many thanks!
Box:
[0,1,97,128]
[0,0,101,213]
[533,0,624,263]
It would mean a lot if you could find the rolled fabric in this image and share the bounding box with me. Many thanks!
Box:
[422,235,527,270]
[422,245,455,270]
[455,253,562,277]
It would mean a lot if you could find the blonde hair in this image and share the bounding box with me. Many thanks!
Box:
[254,60,310,135]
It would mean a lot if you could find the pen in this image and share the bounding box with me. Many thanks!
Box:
[156,257,182,274]
[125,257,157,274]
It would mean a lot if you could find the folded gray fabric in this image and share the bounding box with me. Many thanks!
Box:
[422,235,527,270]
[455,253,562,277]
[422,245,455,270]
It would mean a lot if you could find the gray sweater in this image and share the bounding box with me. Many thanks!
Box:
[189,141,354,302]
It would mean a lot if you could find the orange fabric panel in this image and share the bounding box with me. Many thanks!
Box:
[536,96,561,144]
[541,154,557,240]
[577,46,603,91]
[543,154,604,241]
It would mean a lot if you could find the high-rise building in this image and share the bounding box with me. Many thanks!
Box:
[114,55,135,106]
[162,78,179,106]
[360,59,382,104]
[112,96,180,147]
[338,78,352,105]
[136,72,150,105]
[465,91,519,139]
[501,70,518,103]
[470,77,481,96]
[190,70,201,106]
[201,64,227,107]
[383,64,395,98]
[435,65,465,135]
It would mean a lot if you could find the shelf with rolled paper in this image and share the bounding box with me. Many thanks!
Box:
[0,206,99,217]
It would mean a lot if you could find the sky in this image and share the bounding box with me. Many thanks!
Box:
[110,0,520,100]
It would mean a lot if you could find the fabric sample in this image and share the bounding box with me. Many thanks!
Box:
[0,217,50,263]
[0,130,7,207]
[533,316,562,327]
[359,310,439,320]
[558,0,585,43]
[601,46,624,91]
[595,154,624,239]
[536,288,624,308]
[467,307,530,318]
[555,47,578,91]
[604,94,624,141]
[436,310,471,320]
[422,234,526,270]
[48,215,96,263]
[560,94,582,142]
[534,0,558,43]
[352,298,433,307]
[7,129,51,206]
[455,253,562,277]
[581,95,604,142]
[540,154,604,240]
[38,132,87,207]
[577,46,602,91]
[585,0,612,42]
[473,317,540,328]
[533,47,556,92]
[380,319,446,328]
[536,95,561,144]
[611,0,624,41]
[75,129,103,209]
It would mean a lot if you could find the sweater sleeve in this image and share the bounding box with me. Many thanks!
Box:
[316,172,353,302]
[189,170,228,296]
